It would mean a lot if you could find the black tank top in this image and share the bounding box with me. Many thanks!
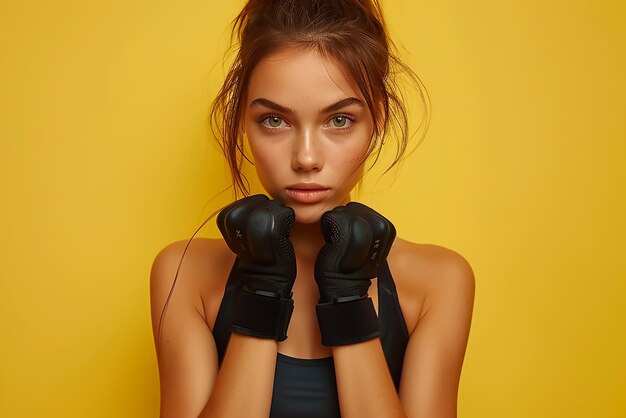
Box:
[212,256,410,417]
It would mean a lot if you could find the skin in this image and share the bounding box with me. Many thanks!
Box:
[241,45,377,357]
[242,45,373,255]
[150,45,475,418]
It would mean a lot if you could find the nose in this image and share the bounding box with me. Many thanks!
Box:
[292,127,323,172]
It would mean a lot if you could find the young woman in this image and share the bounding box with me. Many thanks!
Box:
[150,1,475,417]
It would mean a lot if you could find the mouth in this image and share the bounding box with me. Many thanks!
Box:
[285,188,330,204]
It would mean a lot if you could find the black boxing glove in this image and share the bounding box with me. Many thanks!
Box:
[314,201,396,346]
[217,194,297,341]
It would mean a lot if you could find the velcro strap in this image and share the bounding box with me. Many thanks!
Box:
[316,297,381,346]
[232,290,294,342]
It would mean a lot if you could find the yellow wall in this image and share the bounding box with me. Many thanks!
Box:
[1,0,624,416]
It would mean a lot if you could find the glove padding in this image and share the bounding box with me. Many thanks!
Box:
[217,194,297,298]
[314,201,396,346]
[216,194,297,341]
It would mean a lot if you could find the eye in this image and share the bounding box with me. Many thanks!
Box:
[258,114,355,130]
[259,114,289,129]
[328,115,355,130]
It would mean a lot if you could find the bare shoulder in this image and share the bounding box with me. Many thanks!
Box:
[387,237,476,333]
[152,237,234,286]
[150,237,236,328]
[391,237,475,280]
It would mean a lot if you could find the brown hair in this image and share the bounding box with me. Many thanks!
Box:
[210,0,430,201]
[155,0,430,356]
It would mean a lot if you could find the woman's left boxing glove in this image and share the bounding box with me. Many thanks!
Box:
[314,201,396,346]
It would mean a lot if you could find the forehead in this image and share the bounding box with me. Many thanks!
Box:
[246,46,362,106]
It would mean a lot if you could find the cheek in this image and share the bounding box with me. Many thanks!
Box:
[250,144,270,168]
[339,138,370,169]
[335,140,370,186]
[248,139,283,185]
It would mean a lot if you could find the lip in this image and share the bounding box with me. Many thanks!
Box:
[285,184,330,204]
[286,182,328,190]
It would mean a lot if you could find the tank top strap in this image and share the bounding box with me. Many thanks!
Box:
[212,256,241,366]
[377,257,411,391]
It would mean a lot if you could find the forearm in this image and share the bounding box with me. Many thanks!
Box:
[198,332,277,418]
[332,337,407,418]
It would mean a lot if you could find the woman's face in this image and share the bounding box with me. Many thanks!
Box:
[243,46,374,224]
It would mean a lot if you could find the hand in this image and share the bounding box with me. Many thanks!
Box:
[216,194,297,341]
[314,201,396,304]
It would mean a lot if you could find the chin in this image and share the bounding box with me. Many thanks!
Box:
[292,208,322,224]
[294,212,322,224]
[290,203,333,224]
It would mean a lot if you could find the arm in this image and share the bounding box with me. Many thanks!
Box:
[200,333,278,417]
[150,240,278,418]
[332,338,406,417]
[313,202,406,417]
[331,247,475,418]
[398,247,475,418]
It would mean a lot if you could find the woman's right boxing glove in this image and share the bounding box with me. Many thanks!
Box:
[216,194,297,341]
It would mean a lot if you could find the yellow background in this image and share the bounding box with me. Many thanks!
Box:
[1,0,624,416]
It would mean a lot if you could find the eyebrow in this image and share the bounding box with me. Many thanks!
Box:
[249,97,364,114]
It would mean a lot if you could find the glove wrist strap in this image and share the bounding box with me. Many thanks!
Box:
[316,296,380,346]
[232,290,294,342]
